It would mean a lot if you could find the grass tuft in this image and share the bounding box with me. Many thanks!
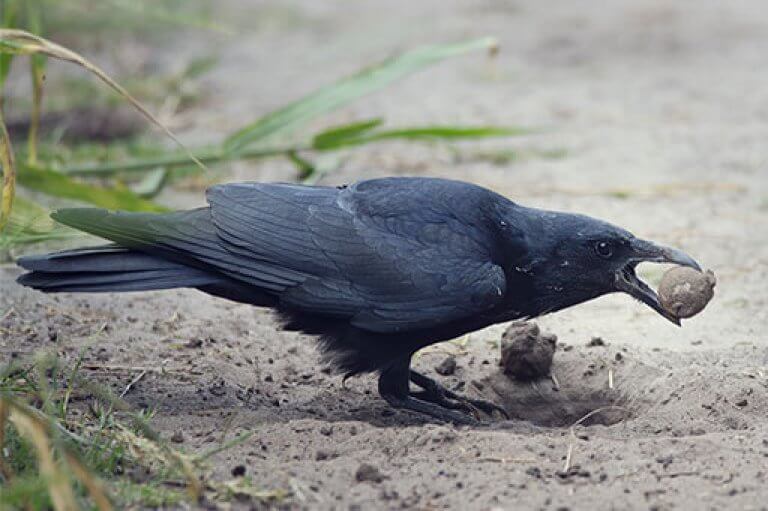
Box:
[0,352,281,509]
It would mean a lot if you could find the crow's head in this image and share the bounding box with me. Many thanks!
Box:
[521,209,701,324]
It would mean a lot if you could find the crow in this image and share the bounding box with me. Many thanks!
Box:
[16,177,701,424]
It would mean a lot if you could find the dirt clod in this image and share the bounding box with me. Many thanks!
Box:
[355,463,387,483]
[500,321,557,380]
[658,267,716,319]
[435,356,457,376]
[185,338,203,349]
[588,337,606,347]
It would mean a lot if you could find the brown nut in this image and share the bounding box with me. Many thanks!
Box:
[658,267,716,319]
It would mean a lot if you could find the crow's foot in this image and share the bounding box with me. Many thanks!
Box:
[378,392,479,426]
[409,370,509,420]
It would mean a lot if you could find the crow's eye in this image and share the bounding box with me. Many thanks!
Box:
[595,241,613,258]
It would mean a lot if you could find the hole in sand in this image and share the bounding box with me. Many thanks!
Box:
[477,349,661,428]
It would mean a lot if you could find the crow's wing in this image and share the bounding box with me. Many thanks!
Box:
[49,208,309,292]
[207,179,507,333]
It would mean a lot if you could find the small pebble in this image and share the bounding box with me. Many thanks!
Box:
[355,463,386,483]
[435,356,457,376]
[587,337,605,347]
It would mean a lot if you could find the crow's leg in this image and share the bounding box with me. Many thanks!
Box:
[377,357,477,426]
[409,370,509,419]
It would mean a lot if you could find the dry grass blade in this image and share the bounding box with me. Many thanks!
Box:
[208,479,287,502]
[0,106,15,232]
[0,28,206,172]
[0,398,12,481]
[63,451,113,511]
[6,399,79,511]
[562,405,631,473]
[26,2,45,166]
[114,424,202,499]
[27,56,44,165]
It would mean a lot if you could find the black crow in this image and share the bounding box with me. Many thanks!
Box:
[16,177,700,424]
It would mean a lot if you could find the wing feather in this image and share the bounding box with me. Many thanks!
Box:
[207,179,508,333]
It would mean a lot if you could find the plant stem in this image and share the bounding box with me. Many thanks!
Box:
[60,145,309,176]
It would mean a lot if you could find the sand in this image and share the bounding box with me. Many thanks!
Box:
[2,0,768,509]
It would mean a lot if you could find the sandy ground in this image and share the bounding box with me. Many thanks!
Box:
[3,0,768,509]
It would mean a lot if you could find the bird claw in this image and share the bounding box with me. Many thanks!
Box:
[380,393,480,426]
[409,370,509,421]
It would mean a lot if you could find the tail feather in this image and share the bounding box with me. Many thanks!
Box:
[17,245,220,293]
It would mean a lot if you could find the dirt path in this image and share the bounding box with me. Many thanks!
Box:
[3,0,768,509]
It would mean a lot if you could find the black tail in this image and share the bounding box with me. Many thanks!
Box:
[17,245,220,293]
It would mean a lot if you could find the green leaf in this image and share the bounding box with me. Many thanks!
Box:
[223,37,498,153]
[316,125,527,150]
[17,164,168,212]
[286,150,315,180]
[6,195,52,234]
[312,118,383,150]
[0,196,82,248]
[130,167,168,198]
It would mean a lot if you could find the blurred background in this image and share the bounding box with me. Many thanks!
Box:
[1,1,767,509]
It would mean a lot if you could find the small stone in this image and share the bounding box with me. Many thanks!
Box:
[525,466,542,478]
[355,463,386,483]
[170,431,185,443]
[185,338,203,349]
[587,337,605,347]
[435,356,457,376]
[320,425,334,436]
[735,399,748,407]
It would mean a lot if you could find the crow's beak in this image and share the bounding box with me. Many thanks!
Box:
[614,238,702,326]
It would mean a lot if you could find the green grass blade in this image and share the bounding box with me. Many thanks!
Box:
[223,37,498,153]
[130,167,167,198]
[311,118,383,150]
[5,195,52,233]
[315,125,528,150]
[0,195,83,249]
[18,164,168,212]
[58,145,293,175]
